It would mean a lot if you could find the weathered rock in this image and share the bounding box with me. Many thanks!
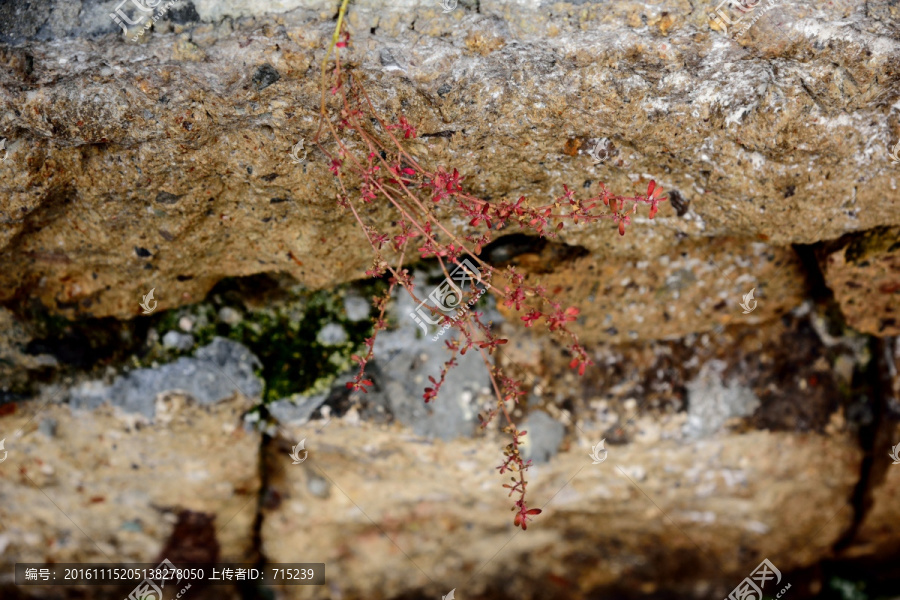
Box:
[0,0,897,328]
[68,337,264,417]
[0,1,899,598]
[0,388,260,573]
[261,418,859,600]
[254,310,863,599]
[494,236,807,344]
[366,278,496,441]
[682,359,760,439]
[819,227,900,337]
[0,307,58,394]
[520,409,566,463]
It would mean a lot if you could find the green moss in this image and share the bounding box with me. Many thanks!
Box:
[141,276,384,404]
[844,226,900,264]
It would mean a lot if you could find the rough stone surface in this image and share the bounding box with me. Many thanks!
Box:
[262,419,859,600]
[68,337,264,417]
[682,359,760,439]
[268,384,334,426]
[0,1,899,598]
[819,227,900,337]
[367,282,496,440]
[520,409,566,463]
[0,0,897,329]
[841,338,900,562]
[493,236,808,344]
[0,389,260,571]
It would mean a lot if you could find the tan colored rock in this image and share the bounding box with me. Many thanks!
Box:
[493,237,806,344]
[0,391,260,567]
[819,227,900,337]
[0,1,898,324]
[261,418,859,600]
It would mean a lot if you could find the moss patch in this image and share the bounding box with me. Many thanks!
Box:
[143,274,383,403]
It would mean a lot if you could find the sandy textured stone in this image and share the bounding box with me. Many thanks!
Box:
[493,236,806,344]
[261,418,859,600]
[0,390,260,567]
[819,227,900,337]
[0,1,898,598]
[0,0,898,324]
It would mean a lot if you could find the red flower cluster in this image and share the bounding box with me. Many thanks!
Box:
[314,22,664,530]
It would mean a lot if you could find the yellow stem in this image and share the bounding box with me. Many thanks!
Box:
[320,0,352,118]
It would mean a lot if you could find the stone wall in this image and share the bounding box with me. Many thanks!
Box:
[1,0,899,598]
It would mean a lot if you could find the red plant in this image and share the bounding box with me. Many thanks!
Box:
[313,8,666,530]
